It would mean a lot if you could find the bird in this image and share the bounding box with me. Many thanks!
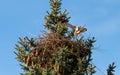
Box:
[65,23,87,36]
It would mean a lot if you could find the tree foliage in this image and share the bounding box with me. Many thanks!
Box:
[107,62,116,75]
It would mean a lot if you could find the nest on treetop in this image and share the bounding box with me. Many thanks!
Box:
[25,32,92,68]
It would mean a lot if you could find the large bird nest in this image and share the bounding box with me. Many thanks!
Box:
[25,32,92,68]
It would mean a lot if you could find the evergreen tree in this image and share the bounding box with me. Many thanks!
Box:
[15,0,116,75]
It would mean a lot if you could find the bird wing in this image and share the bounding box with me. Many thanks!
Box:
[65,23,76,30]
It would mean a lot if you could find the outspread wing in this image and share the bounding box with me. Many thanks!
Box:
[65,23,76,30]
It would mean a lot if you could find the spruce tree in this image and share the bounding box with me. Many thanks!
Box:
[15,0,116,75]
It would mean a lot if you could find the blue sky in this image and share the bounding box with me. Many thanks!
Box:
[0,0,120,75]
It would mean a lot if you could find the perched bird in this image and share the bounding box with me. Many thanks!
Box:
[65,23,87,36]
